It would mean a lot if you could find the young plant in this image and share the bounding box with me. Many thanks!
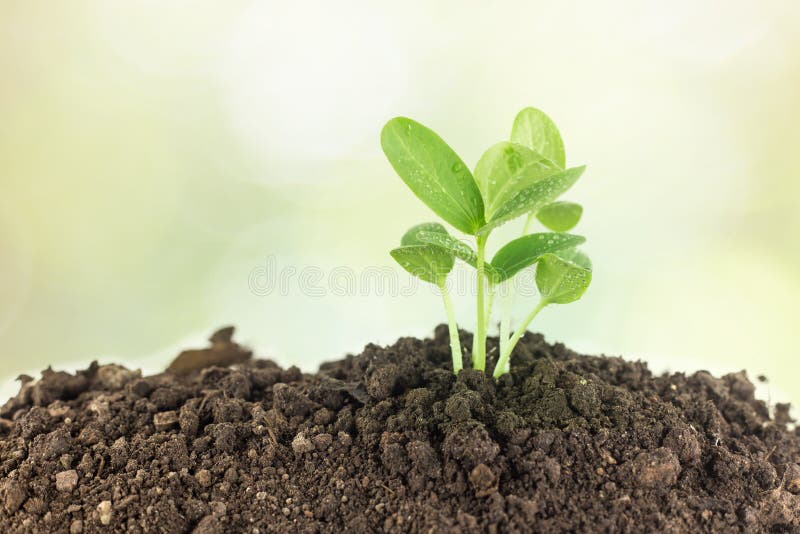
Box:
[390,223,464,372]
[382,107,592,376]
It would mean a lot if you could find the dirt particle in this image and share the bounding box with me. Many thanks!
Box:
[211,397,244,423]
[55,470,78,492]
[210,423,240,453]
[725,371,755,401]
[77,424,103,446]
[30,428,72,460]
[443,425,499,470]
[97,364,140,390]
[192,515,220,534]
[366,363,399,400]
[337,431,352,447]
[629,448,681,488]
[18,407,50,439]
[291,432,314,456]
[784,463,800,494]
[569,381,600,418]
[109,437,128,470]
[469,463,497,497]
[445,390,479,421]
[313,408,334,425]
[544,457,561,483]
[159,437,190,470]
[153,411,179,432]
[69,519,83,534]
[751,459,777,490]
[195,469,212,488]
[96,500,112,525]
[406,440,441,479]
[662,426,701,465]
[179,403,200,437]
[3,481,26,513]
[311,433,333,451]
[272,384,317,418]
[128,378,153,397]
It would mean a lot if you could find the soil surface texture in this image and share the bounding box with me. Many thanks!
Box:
[1,326,799,533]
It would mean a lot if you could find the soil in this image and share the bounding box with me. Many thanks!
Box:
[1,326,799,533]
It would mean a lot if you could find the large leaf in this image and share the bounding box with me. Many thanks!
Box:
[381,117,485,234]
[473,142,561,219]
[535,253,592,304]
[491,233,586,282]
[478,165,586,234]
[390,245,454,285]
[536,201,583,232]
[511,107,566,168]
[401,222,448,246]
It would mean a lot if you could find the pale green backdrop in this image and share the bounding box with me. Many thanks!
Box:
[1,1,798,405]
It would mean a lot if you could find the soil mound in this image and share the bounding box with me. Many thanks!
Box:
[1,326,798,533]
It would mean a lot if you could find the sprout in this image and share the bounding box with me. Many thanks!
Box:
[382,107,592,376]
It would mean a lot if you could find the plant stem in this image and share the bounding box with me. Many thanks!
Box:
[438,279,463,374]
[498,281,512,370]
[473,234,488,370]
[493,298,548,378]
[498,214,535,369]
[484,283,496,334]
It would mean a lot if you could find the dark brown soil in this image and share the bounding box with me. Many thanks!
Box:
[1,326,799,533]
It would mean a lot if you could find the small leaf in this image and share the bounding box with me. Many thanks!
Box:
[535,253,592,304]
[390,245,454,285]
[536,201,583,232]
[382,117,485,234]
[401,222,448,246]
[478,166,586,234]
[553,247,592,270]
[415,230,478,266]
[511,107,566,168]
[490,233,586,282]
[474,142,561,219]
[416,230,503,282]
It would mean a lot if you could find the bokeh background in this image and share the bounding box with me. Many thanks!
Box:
[2,1,798,405]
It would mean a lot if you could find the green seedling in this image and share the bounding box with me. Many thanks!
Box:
[390,223,463,372]
[382,107,592,376]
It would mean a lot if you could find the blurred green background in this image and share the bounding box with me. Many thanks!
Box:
[1,1,798,404]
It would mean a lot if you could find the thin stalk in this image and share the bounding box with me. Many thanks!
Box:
[498,214,535,367]
[498,281,512,370]
[438,279,463,374]
[473,234,488,370]
[484,283,496,334]
[493,299,548,378]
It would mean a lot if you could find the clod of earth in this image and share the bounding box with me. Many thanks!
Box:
[0,326,798,533]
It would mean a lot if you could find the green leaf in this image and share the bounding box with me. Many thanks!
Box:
[536,253,592,304]
[381,117,485,234]
[415,230,478,266]
[553,247,592,270]
[473,142,562,219]
[478,165,586,234]
[415,230,503,282]
[490,233,586,282]
[536,201,583,232]
[401,222,448,246]
[511,107,566,168]
[390,245,454,285]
